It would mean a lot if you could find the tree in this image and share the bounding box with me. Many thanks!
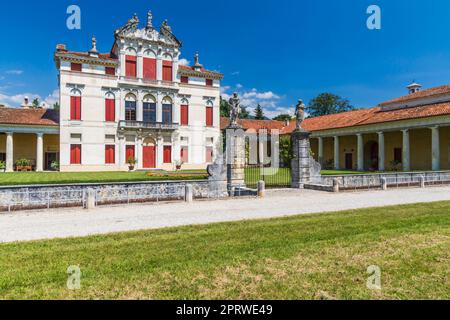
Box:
[220,96,230,117]
[240,106,250,119]
[254,104,265,120]
[32,98,40,108]
[307,93,354,117]
[53,102,60,111]
[273,114,292,122]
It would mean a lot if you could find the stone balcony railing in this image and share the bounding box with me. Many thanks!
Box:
[119,120,179,131]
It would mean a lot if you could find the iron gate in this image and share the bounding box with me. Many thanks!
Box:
[244,164,292,189]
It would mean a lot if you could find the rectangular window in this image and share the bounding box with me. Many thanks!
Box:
[394,148,402,163]
[180,147,189,163]
[105,67,115,75]
[0,153,5,162]
[162,61,173,82]
[105,145,115,164]
[181,76,189,84]
[162,104,172,124]
[180,105,189,126]
[206,79,213,87]
[125,55,137,78]
[105,99,115,122]
[71,63,82,72]
[126,145,135,163]
[206,106,213,127]
[143,102,157,122]
[70,144,81,165]
[163,146,172,164]
[143,57,157,80]
[70,96,81,121]
[206,147,213,163]
[125,101,137,121]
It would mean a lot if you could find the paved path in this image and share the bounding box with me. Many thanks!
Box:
[1,186,450,243]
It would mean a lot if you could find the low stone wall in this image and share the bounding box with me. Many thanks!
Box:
[319,171,450,190]
[0,180,228,212]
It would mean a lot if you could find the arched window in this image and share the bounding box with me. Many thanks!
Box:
[180,98,189,126]
[125,48,137,78]
[162,96,173,124]
[143,50,157,80]
[105,92,115,122]
[143,94,156,123]
[205,100,214,127]
[70,89,82,121]
[125,93,137,121]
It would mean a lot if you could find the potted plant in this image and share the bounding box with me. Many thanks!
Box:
[127,156,137,171]
[0,160,5,173]
[50,160,60,171]
[175,160,184,171]
[15,158,32,172]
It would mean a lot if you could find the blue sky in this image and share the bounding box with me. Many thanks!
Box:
[1,0,450,117]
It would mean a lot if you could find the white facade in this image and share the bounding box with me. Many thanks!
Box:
[55,13,223,172]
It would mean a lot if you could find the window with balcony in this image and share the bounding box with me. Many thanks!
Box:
[162,104,172,124]
[143,57,157,80]
[143,94,157,123]
[162,61,173,82]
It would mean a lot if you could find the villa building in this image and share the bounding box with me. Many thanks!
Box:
[0,12,223,172]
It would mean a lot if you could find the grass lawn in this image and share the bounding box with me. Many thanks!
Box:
[1,201,449,299]
[0,171,208,186]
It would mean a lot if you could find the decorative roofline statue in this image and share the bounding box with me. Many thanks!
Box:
[295,99,306,131]
[229,93,241,127]
[146,11,153,30]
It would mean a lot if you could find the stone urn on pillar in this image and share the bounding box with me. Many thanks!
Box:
[226,93,246,192]
[291,99,312,188]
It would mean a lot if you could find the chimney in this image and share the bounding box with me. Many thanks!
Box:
[56,44,67,52]
[284,119,290,127]
[22,96,30,108]
[193,52,203,71]
[407,81,422,94]
[89,36,99,57]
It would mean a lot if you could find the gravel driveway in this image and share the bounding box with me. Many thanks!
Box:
[1,186,450,243]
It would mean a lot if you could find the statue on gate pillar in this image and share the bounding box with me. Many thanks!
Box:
[229,93,241,128]
[295,99,306,131]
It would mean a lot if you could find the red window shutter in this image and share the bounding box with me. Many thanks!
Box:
[71,63,82,72]
[181,76,189,84]
[180,105,189,126]
[143,58,157,80]
[71,96,81,120]
[163,146,172,164]
[162,61,173,81]
[206,79,213,87]
[71,145,81,164]
[105,99,115,122]
[181,147,189,163]
[206,106,213,127]
[105,145,115,164]
[105,67,115,75]
[206,147,213,163]
[126,145,135,162]
[125,55,137,78]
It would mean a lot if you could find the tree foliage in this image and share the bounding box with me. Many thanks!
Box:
[307,93,354,117]
[273,114,292,122]
[254,104,265,120]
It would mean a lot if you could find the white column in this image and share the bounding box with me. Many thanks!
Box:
[378,132,385,172]
[172,134,181,163]
[119,50,126,78]
[157,136,164,167]
[156,93,162,123]
[402,129,410,172]
[119,136,125,168]
[357,133,364,171]
[172,57,179,84]
[136,92,143,122]
[156,57,163,82]
[173,98,180,125]
[431,126,440,171]
[137,52,143,80]
[334,136,340,170]
[6,132,13,172]
[318,137,324,165]
[36,133,44,172]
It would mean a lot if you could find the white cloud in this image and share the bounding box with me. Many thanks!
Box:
[44,89,59,107]
[231,71,240,76]
[0,89,58,108]
[5,70,24,75]
[179,58,190,66]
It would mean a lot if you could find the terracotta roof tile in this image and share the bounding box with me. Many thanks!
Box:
[0,108,59,126]
[379,84,450,106]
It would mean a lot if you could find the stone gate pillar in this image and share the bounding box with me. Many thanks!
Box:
[226,126,246,189]
[291,130,311,188]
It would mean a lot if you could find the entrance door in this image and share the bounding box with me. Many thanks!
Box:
[345,153,353,170]
[45,152,59,171]
[143,146,156,168]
